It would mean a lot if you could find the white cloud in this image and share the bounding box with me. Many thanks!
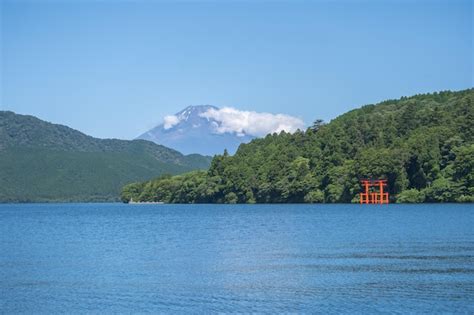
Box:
[199,107,305,137]
[163,115,180,129]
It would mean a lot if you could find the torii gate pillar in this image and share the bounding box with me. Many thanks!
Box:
[359,179,389,204]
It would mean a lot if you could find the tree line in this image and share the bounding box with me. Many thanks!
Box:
[121,89,473,203]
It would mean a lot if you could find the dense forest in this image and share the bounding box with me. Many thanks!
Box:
[122,89,473,204]
[0,111,211,202]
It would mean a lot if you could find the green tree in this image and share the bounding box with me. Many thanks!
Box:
[396,189,425,203]
[304,190,324,203]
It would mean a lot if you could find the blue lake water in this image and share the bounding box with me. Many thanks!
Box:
[0,203,473,313]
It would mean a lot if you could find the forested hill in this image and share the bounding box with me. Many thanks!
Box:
[122,89,473,203]
[0,111,211,202]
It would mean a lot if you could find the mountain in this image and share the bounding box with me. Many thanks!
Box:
[137,105,254,156]
[122,88,474,204]
[0,111,211,202]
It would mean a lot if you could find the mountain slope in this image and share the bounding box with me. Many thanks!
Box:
[122,88,473,203]
[0,111,211,202]
[137,105,254,155]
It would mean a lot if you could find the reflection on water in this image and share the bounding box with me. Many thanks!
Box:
[0,203,473,313]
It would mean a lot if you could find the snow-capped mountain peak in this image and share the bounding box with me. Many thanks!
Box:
[137,105,254,156]
[176,105,217,122]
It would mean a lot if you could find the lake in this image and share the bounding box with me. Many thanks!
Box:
[0,203,473,313]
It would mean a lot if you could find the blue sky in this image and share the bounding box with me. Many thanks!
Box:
[1,0,472,139]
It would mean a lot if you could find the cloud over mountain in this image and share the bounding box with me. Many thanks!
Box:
[137,105,306,156]
[163,115,180,129]
[199,107,305,137]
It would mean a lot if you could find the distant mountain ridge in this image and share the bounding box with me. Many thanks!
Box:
[0,111,211,202]
[137,105,254,156]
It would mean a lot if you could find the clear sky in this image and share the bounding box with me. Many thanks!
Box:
[1,0,472,140]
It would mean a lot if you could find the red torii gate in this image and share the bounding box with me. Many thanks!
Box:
[360,179,389,204]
